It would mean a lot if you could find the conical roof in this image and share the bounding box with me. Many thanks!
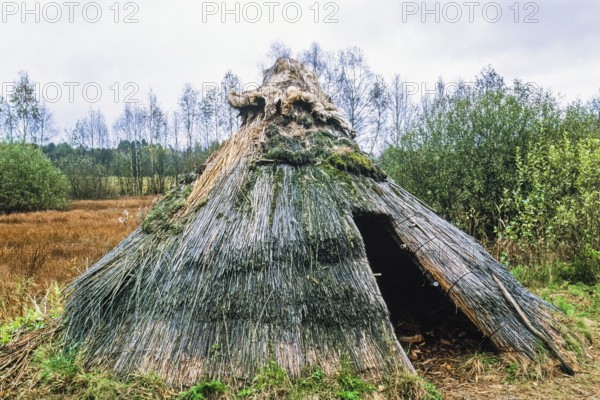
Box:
[64,59,577,386]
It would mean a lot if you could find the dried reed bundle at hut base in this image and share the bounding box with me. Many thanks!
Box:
[52,59,581,388]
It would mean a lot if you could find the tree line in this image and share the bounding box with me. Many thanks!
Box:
[0,71,238,199]
[1,41,599,283]
[1,41,419,198]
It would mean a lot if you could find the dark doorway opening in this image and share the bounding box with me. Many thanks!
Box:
[353,213,489,348]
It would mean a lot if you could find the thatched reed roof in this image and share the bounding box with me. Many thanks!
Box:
[64,58,578,387]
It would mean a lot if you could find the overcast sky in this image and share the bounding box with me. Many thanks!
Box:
[1,0,599,140]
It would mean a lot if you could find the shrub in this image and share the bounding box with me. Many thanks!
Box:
[379,75,563,240]
[0,143,71,213]
[498,137,600,284]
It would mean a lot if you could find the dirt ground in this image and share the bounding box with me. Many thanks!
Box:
[407,310,600,399]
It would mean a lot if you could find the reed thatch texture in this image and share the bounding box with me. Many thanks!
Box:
[63,58,577,387]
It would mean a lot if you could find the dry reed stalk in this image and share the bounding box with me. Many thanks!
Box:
[0,319,61,391]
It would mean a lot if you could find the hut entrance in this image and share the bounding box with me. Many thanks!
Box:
[353,214,489,350]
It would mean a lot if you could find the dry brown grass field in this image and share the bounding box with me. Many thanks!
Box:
[0,197,598,399]
[0,197,157,322]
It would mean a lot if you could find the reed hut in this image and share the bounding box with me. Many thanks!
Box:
[64,58,577,386]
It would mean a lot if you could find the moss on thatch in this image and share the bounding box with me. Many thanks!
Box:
[261,125,386,181]
[142,183,194,234]
[325,146,386,181]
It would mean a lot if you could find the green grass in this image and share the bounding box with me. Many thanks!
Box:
[179,380,227,399]
[334,359,376,399]
[510,252,600,288]
[0,281,62,345]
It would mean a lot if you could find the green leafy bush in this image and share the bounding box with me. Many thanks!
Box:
[499,137,600,284]
[380,71,563,240]
[0,143,71,213]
